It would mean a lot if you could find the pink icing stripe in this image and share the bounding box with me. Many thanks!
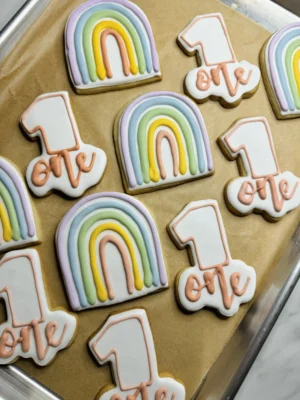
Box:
[56,192,166,310]
[267,22,300,111]
[65,0,160,85]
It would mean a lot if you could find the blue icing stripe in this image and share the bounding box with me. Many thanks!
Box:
[128,96,207,185]
[68,198,160,308]
[74,3,152,84]
[275,28,300,111]
[0,168,28,239]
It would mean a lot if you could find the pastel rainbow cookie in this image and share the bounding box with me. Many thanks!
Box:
[56,192,168,311]
[261,22,300,119]
[0,157,39,253]
[65,0,161,94]
[115,91,214,194]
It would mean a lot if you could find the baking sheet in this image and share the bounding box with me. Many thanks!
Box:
[1,0,300,399]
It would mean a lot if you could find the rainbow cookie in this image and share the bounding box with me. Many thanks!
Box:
[115,91,214,194]
[20,91,107,198]
[56,192,168,311]
[168,200,256,317]
[0,249,77,366]
[260,22,300,119]
[178,13,261,107]
[0,157,40,253]
[65,0,161,94]
[89,309,186,400]
[218,116,300,220]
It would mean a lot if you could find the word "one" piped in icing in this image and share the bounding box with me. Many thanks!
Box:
[169,200,256,317]
[20,91,107,198]
[219,116,300,220]
[65,0,161,94]
[0,249,77,366]
[178,13,261,107]
[89,309,186,400]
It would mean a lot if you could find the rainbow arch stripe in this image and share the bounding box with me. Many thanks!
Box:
[263,22,300,118]
[117,91,214,193]
[65,0,161,93]
[0,157,38,252]
[56,192,168,310]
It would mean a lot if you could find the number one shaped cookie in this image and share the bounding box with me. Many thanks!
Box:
[177,13,261,107]
[0,249,77,366]
[168,200,256,317]
[219,116,300,220]
[89,309,186,400]
[20,91,107,198]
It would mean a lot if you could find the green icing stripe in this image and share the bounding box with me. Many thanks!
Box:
[77,210,153,305]
[83,10,146,82]
[138,107,198,183]
[0,181,20,241]
[285,39,300,109]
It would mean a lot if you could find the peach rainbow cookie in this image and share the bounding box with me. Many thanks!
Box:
[89,309,186,400]
[115,91,214,194]
[0,157,39,253]
[219,117,300,220]
[56,192,168,311]
[178,13,261,107]
[20,91,107,198]
[169,200,256,317]
[260,22,300,119]
[65,0,161,94]
[0,249,77,366]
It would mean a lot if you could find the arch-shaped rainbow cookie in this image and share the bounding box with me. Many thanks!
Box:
[261,22,300,119]
[116,91,214,194]
[65,0,161,94]
[0,157,39,252]
[56,192,168,310]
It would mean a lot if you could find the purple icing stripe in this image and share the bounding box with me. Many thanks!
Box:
[0,158,36,237]
[66,0,160,85]
[267,22,300,111]
[119,91,214,186]
[56,192,167,310]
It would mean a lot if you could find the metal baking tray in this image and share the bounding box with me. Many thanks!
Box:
[0,0,299,399]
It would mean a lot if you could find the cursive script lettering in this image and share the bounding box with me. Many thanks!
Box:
[110,384,176,400]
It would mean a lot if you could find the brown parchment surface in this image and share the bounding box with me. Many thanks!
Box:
[1,0,300,399]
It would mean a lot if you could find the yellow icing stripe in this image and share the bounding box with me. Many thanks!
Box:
[293,48,300,96]
[0,202,12,242]
[89,222,143,301]
[92,20,138,80]
[148,118,188,182]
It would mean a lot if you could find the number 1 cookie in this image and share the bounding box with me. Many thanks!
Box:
[89,308,186,400]
[177,13,261,107]
[20,91,107,198]
[0,249,77,366]
[168,200,256,317]
[218,116,300,220]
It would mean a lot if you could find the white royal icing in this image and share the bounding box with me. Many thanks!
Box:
[89,308,186,400]
[169,200,256,317]
[20,91,107,198]
[178,13,261,105]
[0,249,77,366]
[220,116,300,219]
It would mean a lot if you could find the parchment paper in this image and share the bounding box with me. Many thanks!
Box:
[1,0,300,399]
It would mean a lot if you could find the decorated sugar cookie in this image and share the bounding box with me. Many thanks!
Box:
[56,192,168,311]
[65,0,161,94]
[0,157,40,253]
[260,22,300,119]
[20,91,107,198]
[169,200,256,317]
[0,249,77,366]
[115,91,214,194]
[219,116,300,220]
[89,309,186,400]
[178,13,261,107]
